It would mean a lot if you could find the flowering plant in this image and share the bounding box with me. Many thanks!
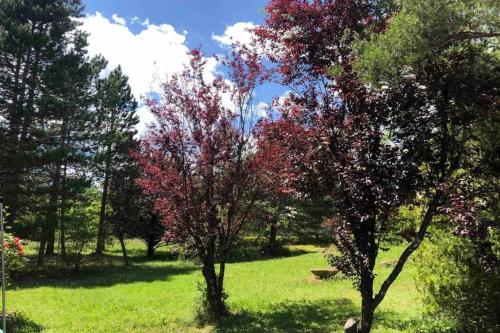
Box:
[1,233,27,283]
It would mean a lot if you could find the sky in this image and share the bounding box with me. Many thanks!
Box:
[80,0,279,132]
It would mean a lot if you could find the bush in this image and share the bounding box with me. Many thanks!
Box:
[63,188,100,270]
[415,229,500,332]
[5,311,43,333]
[1,233,27,283]
[194,282,228,325]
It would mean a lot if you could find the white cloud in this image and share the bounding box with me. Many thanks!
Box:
[212,22,256,48]
[135,104,157,134]
[81,12,222,133]
[111,14,126,26]
[130,16,140,24]
[256,102,269,118]
[81,12,193,98]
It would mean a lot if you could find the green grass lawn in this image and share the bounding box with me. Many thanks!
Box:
[8,240,424,332]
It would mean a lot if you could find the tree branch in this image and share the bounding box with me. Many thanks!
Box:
[373,190,443,308]
[439,31,500,48]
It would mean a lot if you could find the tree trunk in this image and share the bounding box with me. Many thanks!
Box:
[119,234,128,265]
[146,240,155,258]
[45,160,62,256]
[38,165,61,264]
[269,219,278,250]
[36,216,50,268]
[201,240,227,320]
[354,213,377,333]
[359,271,375,333]
[96,147,112,255]
[59,162,68,261]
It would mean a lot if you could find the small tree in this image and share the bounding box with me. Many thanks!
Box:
[108,139,166,260]
[135,48,265,320]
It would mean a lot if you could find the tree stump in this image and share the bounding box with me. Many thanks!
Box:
[310,268,339,279]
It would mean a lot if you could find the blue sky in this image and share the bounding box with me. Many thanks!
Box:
[80,0,281,132]
[83,0,268,55]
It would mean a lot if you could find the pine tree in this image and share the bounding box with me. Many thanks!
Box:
[94,67,138,255]
[0,0,83,228]
[35,32,105,266]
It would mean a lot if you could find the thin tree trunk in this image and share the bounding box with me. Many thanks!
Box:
[36,242,46,268]
[119,234,128,265]
[59,162,68,260]
[96,146,112,255]
[268,219,278,252]
[38,163,61,262]
[45,159,63,255]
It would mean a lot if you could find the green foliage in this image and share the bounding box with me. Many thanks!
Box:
[2,233,27,283]
[353,0,500,85]
[194,282,228,326]
[6,311,43,333]
[64,188,100,269]
[415,229,500,332]
[248,196,335,245]
[384,204,424,243]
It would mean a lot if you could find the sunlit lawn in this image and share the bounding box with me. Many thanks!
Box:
[8,240,424,332]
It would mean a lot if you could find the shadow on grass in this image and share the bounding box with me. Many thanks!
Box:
[14,260,197,289]
[373,309,423,331]
[104,245,177,261]
[225,241,317,264]
[215,299,421,333]
[216,298,357,333]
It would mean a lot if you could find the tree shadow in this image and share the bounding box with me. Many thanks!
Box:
[225,242,316,264]
[215,298,421,333]
[216,298,358,333]
[104,245,178,261]
[13,260,197,289]
[373,309,423,331]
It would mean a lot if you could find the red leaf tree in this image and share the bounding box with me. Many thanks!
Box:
[255,0,497,331]
[135,47,265,319]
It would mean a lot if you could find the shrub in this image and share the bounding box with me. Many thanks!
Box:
[415,229,500,332]
[63,188,100,270]
[1,233,27,283]
[5,311,43,333]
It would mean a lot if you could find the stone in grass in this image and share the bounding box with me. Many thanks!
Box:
[344,318,358,333]
[380,260,397,268]
[310,267,339,279]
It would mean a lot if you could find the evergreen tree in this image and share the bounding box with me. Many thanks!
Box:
[0,0,83,228]
[35,33,105,266]
[108,139,165,261]
[94,67,138,255]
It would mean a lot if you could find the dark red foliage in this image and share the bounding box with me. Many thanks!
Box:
[255,0,384,86]
[254,0,497,331]
[134,47,266,317]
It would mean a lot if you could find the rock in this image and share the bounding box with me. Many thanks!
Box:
[344,318,358,333]
[380,260,397,268]
[310,267,339,279]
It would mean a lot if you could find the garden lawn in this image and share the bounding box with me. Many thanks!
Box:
[9,241,424,332]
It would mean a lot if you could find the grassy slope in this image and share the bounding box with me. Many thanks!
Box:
[9,241,423,332]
